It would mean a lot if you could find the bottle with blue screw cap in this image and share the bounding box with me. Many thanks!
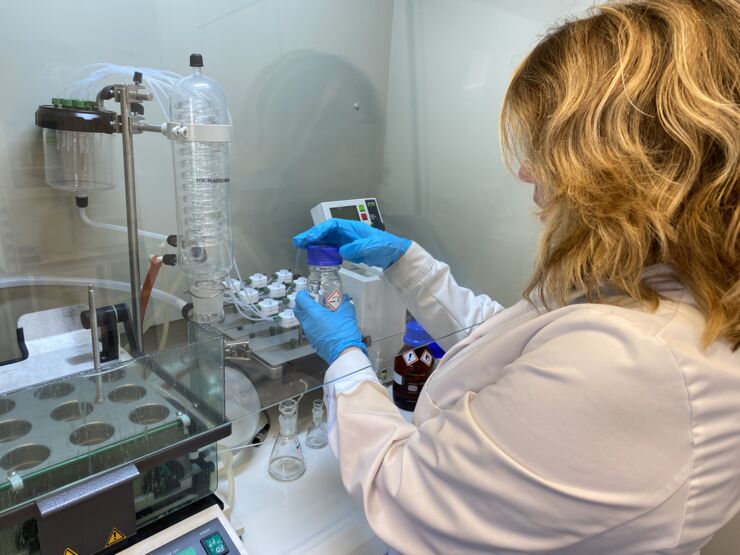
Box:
[306,244,344,311]
[393,320,446,411]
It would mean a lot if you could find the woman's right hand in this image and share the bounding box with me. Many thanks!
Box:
[293,219,411,270]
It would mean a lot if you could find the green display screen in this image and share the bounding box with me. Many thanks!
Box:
[175,547,197,555]
[330,205,361,220]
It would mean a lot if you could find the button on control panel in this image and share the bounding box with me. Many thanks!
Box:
[148,517,239,555]
[201,532,229,555]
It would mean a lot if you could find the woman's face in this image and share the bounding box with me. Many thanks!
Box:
[518,161,546,212]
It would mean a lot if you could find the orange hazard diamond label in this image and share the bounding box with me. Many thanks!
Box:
[63,549,79,555]
[105,527,126,547]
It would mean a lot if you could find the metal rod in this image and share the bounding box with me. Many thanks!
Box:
[88,284,104,403]
[135,123,164,134]
[119,85,144,354]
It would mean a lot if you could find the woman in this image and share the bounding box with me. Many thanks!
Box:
[293,0,740,553]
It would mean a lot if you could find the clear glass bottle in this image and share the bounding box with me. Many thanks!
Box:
[393,320,446,411]
[306,244,344,312]
[305,399,328,449]
[170,53,232,285]
[268,399,306,481]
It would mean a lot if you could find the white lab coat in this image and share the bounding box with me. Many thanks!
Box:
[323,243,740,555]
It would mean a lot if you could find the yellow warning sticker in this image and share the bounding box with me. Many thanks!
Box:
[105,527,126,547]
[63,549,79,555]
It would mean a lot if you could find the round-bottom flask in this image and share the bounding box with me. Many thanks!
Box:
[268,399,305,481]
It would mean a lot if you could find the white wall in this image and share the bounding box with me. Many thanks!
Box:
[0,0,394,358]
[380,0,592,307]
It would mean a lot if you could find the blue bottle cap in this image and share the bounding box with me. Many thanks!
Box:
[428,341,446,359]
[306,244,342,266]
[403,320,446,359]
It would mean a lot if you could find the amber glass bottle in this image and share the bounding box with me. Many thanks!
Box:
[393,320,445,411]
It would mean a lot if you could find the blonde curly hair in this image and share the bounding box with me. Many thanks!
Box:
[501,0,740,349]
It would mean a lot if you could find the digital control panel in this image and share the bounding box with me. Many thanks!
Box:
[124,514,243,555]
[311,198,385,230]
[147,518,235,555]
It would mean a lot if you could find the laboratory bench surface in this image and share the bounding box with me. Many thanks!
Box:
[216,393,388,555]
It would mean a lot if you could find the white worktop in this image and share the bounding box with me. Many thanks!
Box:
[216,394,387,555]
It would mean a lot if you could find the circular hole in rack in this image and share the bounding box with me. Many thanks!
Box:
[89,368,126,384]
[0,444,51,472]
[50,401,94,422]
[0,420,32,443]
[69,422,115,446]
[108,385,146,403]
[34,382,75,400]
[129,404,170,425]
[0,398,16,416]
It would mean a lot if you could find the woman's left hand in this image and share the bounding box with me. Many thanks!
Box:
[293,291,367,364]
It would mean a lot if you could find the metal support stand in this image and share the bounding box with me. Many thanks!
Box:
[87,284,104,404]
[117,84,144,355]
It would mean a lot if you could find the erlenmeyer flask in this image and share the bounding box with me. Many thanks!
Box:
[268,399,306,481]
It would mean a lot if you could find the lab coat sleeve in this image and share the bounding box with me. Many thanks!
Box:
[331,309,692,554]
[383,242,505,350]
[323,347,381,457]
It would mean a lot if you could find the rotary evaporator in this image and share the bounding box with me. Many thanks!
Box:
[0,54,248,555]
[0,52,408,554]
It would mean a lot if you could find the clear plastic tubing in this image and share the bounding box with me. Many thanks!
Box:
[307,244,344,311]
[0,275,186,310]
[170,54,232,284]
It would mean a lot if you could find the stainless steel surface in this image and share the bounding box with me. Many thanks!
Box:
[3,306,128,394]
[0,399,15,416]
[0,367,188,484]
[88,284,104,403]
[136,122,164,134]
[216,311,317,378]
[33,382,75,400]
[0,444,51,472]
[93,368,126,383]
[69,422,115,446]
[129,404,170,425]
[17,305,85,343]
[108,384,146,403]
[118,83,144,354]
[0,420,31,443]
[0,333,122,394]
[50,401,94,422]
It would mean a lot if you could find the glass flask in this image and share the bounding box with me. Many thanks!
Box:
[189,279,226,325]
[170,53,232,284]
[42,128,114,192]
[306,244,344,312]
[268,399,306,481]
[305,399,328,449]
[393,320,446,411]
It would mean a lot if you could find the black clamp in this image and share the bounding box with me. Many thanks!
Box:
[80,303,136,362]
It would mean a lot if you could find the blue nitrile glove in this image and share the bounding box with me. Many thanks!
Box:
[293,291,368,364]
[293,219,411,270]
